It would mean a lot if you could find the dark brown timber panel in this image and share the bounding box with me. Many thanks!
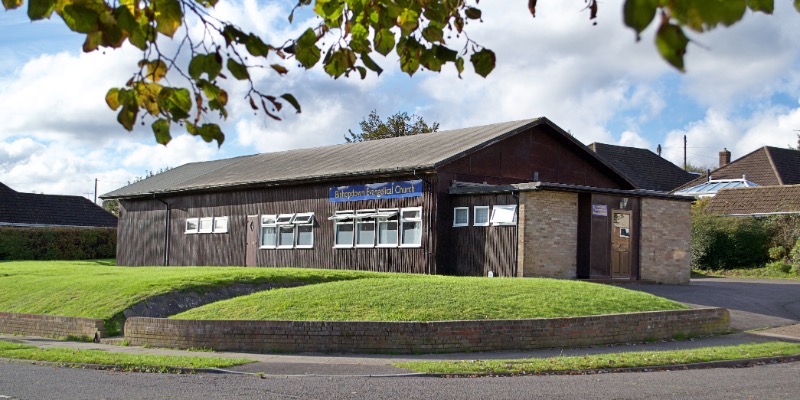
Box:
[449,194,517,277]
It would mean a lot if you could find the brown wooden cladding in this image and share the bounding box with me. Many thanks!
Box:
[585,194,640,279]
[117,175,437,274]
[447,194,518,277]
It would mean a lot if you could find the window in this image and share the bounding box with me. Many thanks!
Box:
[260,215,277,248]
[453,207,469,227]
[276,213,295,224]
[212,217,229,233]
[473,206,490,226]
[185,218,199,234]
[198,217,214,233]
[294,213,314,248]
[490,205,517,226]
[400,207,423,247]
[331,211,354,248]
[277,225,295,248]
[377,208,399,247]
[355,210,376,247]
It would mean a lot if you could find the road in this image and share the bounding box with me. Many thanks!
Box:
[1,360,800,399]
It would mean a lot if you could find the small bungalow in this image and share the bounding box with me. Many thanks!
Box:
[0,182,117,228]
[102,117,692,284]
[705,185,800,217]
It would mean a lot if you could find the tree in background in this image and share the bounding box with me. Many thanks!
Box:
[2,1,796,146]
[102,199,120,216]
[345,110,439,143]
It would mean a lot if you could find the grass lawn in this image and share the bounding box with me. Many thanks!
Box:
[0,260,381,321]
[395,342,800,375]
[174,276,687,321]
[0,340,252,372]
[693,268,800,280]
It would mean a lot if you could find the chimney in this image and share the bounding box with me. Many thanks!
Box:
[719,148,731,167]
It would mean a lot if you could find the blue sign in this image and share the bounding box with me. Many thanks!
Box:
[329,180,423,203]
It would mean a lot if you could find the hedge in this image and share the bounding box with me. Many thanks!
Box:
[0,227,116,260]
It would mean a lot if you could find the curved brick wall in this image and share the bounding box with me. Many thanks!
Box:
[123,308,729,354]
[0,312,107,341]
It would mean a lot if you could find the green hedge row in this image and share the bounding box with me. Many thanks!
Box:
[0,227,116,260]
[691,200,800,270]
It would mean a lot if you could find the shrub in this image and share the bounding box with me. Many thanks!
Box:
[691,201,771,270]
[791,240,800,275]
[768,246,787,262]
[0,227,116,260]
[766,261,792,274]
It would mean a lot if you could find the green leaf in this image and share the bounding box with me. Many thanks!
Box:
[115,6,147,50]
[159,87,191,120]
[795,0,800,12]
[655,21,689,71]
[420,49,443,72]
[470,49,496,78]
[244,34,271,57]
[2,0,23,10]
[143,59,168,82]
[397,8,419,35]
[455,56,465,77]
[188,53,222,80]
[152,119,171,145]
[117,105,137,131]
[27,0,57,20]
[361,53,383,76]
[374,28,395,56]
[226,59,250,80]
[295,28,321,68]
[396,37,421,76]
[83,31,102,52]
[153,0,183,38]
[746,0,773,14]
[464,7,481,20]
[623,0,658,38]
[60,5,100,34]
[434,45,458,63]
[105,88,121,110]
[271,64,288,75]
[194,123,224,146]
[280,93,301,113]
[422,25,445,44]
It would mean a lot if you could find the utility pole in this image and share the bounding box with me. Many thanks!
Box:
[94,178,98,204]
[683,135,687,171]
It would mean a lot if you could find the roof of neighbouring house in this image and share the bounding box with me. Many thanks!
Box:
[674,146,800,192]
[588,143,696,192]
[673,177,760,198]
[102,117,633,199]
[704,185,800,215]
[0,182,118,228]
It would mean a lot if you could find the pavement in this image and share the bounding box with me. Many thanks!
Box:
[1,277,799,376]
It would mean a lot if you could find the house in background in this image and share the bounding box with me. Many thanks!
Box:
[103,117,692,284]
[705,185,800,217]
[0,182,117,228]
[588,143,696,192]
[674,146,800,197]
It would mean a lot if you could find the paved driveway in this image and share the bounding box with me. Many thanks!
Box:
[630,278,800,331]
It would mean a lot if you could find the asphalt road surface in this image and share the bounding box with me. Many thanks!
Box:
[630,278,800,330]
[2,360,800,399]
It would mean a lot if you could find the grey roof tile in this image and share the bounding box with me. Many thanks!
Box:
[588,143,695,191]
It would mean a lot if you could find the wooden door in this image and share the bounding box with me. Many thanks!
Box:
[610,210,632,277]
[245,215,258,267]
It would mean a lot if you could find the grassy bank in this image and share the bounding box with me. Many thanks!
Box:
[174,276,687,321]
[396,342,800,375]
[0,340,252,372]
[693,268,800,280]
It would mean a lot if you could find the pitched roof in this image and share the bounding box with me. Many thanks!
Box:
[705,185,800,215]
[675,146,800,192]
[0,183,118,228]
[588,143,695,192]
[103,117,631,199]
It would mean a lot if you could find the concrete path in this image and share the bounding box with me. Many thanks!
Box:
[2,277,799,376]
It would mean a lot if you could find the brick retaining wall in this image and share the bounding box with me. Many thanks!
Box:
[124,308,729,354]
[0,312,107,340]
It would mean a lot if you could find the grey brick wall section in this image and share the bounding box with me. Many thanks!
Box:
[124,308,729,354]
[640,198,692,284]
[0,312,107,340]
[520,191,579,279]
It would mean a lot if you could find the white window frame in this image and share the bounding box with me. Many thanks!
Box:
[473,206,490,227]
[212,216,229,233]
[332,210,355,248]
[355,210,377,248]
[453,207,469,227]
[399,206,423,248]
[185,218,199,234]
[260,214,277,249]
[275,213,295,225]
[294,212,314,249]
[277,224,295,249]
[490,205,517,226]
[376,208,399,248]
[198,217,214,233]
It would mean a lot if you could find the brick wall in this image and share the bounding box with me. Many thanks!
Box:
[0,312,107,340]
[519,191,579,278]
[124,308,729,354]
[640,198,692,284]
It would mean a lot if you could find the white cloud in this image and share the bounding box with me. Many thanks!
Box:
[618,131,651,149]
[121,134,221,171]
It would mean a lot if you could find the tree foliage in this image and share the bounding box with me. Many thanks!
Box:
[345,110,439,142]
[3,0,797,147]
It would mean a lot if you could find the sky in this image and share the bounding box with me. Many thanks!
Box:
[1,1,799,201]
